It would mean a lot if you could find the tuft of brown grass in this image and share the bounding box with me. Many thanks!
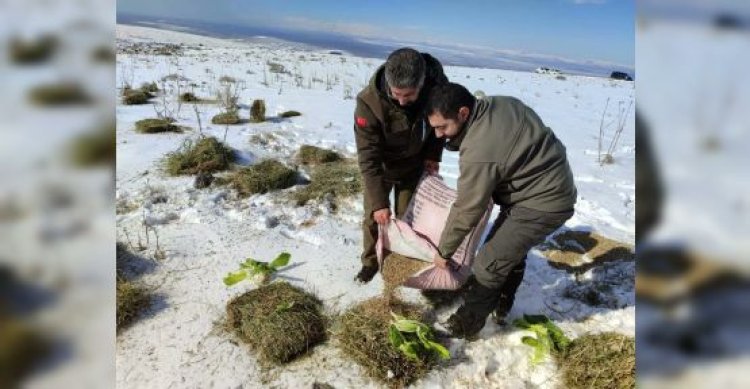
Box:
[250,99,266,123]
[9,35,58,64]
[336,296,434,388]
[135,118,181,134]
[293,161,361,207]
[280,110,302,118]
[555,332,635,389]
[29,83,92,106]
[211,111,241,125]
[164,137,234,176]
[225,282,327,366]
[0,315,49,388]
[116,277,151,331]
[68,122,116,167]
[230,160,297,196]
[541,230,634,272]
[297,145,342,165]
[122,90,152,105]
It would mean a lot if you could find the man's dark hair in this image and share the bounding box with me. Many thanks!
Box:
[384,48,426,89]
[426,82,476,119]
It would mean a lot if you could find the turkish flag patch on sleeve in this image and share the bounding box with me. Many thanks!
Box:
[355,116,368,127]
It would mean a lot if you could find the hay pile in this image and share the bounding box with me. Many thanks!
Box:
[541,230,634,271]
[380,253,430,297]
[294,161,361,207]
[230,160,297,196]
[337,297,434,387]
[135,118,181,134]
[29,83,92,106]
[297,145,342,165]
[211,112,240,125]
[555,332,635,389]
[226,282,327,365]
[164,137,234,175]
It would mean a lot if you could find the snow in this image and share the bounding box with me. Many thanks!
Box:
[115,24,635,388]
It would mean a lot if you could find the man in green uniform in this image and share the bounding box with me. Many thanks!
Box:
[426,82,577,338]
[354,48,448,283]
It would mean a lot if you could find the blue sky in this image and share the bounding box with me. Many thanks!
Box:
[118,0,634,67]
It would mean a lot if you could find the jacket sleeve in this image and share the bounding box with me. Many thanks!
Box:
[354,98,390,212]
[438,162,496,258]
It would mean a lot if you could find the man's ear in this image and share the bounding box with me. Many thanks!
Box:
[459,106,470,121]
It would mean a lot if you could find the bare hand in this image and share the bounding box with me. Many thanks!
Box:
[424,160,440,175]
[372,208,391,225]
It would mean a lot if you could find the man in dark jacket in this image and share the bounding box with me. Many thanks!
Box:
[353,48,448,283]
[426,82,577,339]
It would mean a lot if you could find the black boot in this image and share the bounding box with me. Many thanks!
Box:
[445,277,502,340]
[354,264,378,284]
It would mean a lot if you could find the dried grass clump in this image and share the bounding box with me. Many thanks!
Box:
[140,82,159,93]
[250,99,266,123]
[9,35,58,64]
[280,110,302,118]
[164,137,234,176]
[381,253,430,297]
[92,46,116,63]
[225,282,327,365]
[297,145,342,165]
[68,123,115,167]
[29,83,92,106]
[180,92,200,102]
[122,90,152,105]
[336,297,432,388]
[230,160,297,196]
[211,111,241,125]
[135,118,181,134]
[555,332,635,389]
[0,316,49,388]
[116,277,151,331]
[294,161,362,207]
[541,230,634,272]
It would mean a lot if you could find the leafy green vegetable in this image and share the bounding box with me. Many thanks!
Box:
[388,313,450,362]
[222,252,292,286]
[514,314,570,364]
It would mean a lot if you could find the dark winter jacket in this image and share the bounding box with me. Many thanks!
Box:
[354,53,447,212]
[438,96,578,258]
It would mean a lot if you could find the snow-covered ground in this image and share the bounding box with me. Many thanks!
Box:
[115,24,635,388]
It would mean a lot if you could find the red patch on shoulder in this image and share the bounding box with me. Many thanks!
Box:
[356,116,368,127]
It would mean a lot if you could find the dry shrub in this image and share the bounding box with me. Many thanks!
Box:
[250,99,266,123]
[541,230,634,272]
[135,118,181,134]
[230,160,297,196]
[381,253,430,297]
[294,161,361,207]
[336,296,433,388]
[555,332,635,389]
[211,111,241,125]
[164,137,234,176]
[29,83,92,106]
[116,277,150,331]
[180,92,200,103]
[9,35,58,64]
[225,282,327,365]
[297,145,342,165]
[140,82,159,93]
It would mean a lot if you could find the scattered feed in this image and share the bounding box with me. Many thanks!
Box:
[294,161,361,207]
[540,230,634,272]
[211,111,241,125]
[225,282,327,365]
[297,145,342,165]
[164,137,234,175]
[230,160,297,196]
[381,253,430,298]
[336,296,434,388]
[135,118,181,134]
[28,83,92,106]
[555,332,635,389]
